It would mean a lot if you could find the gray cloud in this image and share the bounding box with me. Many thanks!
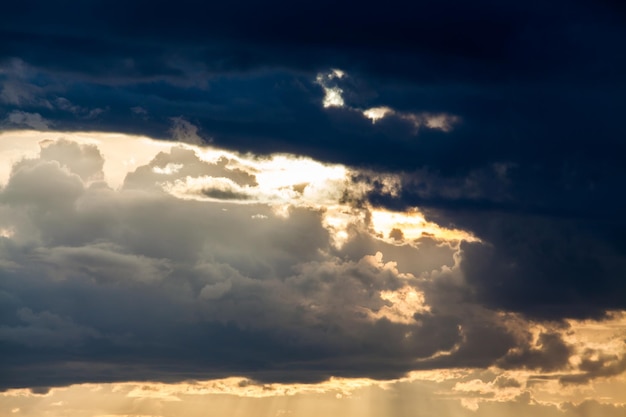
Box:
[1,138,622,392]
[0,308,101,348]
[0,0,624,411]
[0,140,466,388]
[497,332,573,372]
[169,117,205,145]
[5,111,52,130]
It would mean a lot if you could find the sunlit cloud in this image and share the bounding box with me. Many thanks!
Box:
[1,130,475,249]
[1,130,625,417]
[369,208,480,243]
[152,163,183,175]
[316,69,346,108]
[362,106,393,123]
[315,69,460,133]
[1,1,625,415]
[371,284,430,324]
[363,106,459,132]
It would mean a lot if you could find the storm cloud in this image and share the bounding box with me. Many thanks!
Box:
[0,1,625,414]
[1,136,620,391]
[0,138,466,388]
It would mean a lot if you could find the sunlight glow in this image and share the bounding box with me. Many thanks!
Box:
[0,130,172,188]
[425,114,460,132]
[316,69,346,108]
[370,208,479,243]
[361,106,460,133]
[322,87,345,108]
[152,162,183,175]
[363,106,393,123]
[0,130,478,251]
[371,286,430,324]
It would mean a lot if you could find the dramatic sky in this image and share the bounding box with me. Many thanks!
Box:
[1,1,626,416]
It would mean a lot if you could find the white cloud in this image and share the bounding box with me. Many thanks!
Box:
[314,68,460,133]
[0,131,472,384]
[362,106,459,132]
[363,106,393,123]
[316,69,346,108]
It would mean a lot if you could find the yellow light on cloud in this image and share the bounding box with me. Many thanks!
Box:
[363,106,393,123]
[369,208,479,243]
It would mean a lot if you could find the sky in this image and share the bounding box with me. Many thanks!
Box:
[1,1,626,416]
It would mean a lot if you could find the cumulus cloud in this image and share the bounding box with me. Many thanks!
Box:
[0,133,623,394]
[0,135,467,388]
[123,145,256,191]
[39,139,105,181]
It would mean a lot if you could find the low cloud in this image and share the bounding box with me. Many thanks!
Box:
[0,133,623,392]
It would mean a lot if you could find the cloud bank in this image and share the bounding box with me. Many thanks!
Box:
[1,2,625,414]
[0,132,624,397]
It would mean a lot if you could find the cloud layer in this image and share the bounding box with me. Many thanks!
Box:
[2,3,625,328]
[1,3,626,413]
[0,133,624,395]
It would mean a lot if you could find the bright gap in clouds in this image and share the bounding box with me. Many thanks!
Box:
[370,209,479,243]
[0,130,174,189]
[0,130,472,247]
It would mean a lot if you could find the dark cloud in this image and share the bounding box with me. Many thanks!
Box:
[1,0,625,395]
[2,1,625,171]
[560,349,626,385]
[357,128,626,319]
[497,332,573,372]
[445,212,625,319]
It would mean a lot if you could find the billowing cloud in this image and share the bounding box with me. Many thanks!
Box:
[0,132,624,400]
[0,133,468,389]
[1,3,625,412]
